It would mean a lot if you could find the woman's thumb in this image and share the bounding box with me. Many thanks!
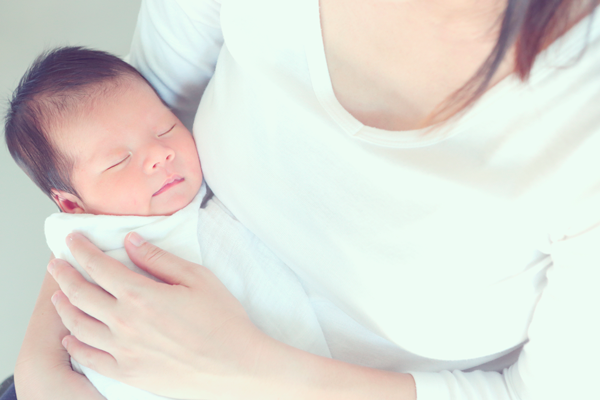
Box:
[124,232,194,286]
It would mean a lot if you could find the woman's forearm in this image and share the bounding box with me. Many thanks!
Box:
[15,265,105,400]
[46,233,417,400]
[16,269,70,369]
[250,336,417,400]
[15,269,71,396]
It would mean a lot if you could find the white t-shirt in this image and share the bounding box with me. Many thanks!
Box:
[129,1,600,399]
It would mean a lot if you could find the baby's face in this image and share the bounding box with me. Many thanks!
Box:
[53,79,203,216]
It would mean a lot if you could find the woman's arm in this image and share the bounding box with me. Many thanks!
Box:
[48,232,417,400]
[15,262,105,400]
[50,222,600,400]
[129,0,224,131]
[410,217,600,400]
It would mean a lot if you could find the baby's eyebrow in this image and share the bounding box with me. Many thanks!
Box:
[84,148,106,165]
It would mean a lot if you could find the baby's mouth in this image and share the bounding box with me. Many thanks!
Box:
[153,176,184,196]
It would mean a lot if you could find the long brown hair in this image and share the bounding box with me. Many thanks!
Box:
[431,0,598,125]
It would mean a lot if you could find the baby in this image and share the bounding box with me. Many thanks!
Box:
[5,47,330,400]
[6,47,202,217]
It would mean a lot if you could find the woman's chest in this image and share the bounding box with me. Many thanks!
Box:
[219,0,506,132]
[205,0,600,362]
[318,0,510,130]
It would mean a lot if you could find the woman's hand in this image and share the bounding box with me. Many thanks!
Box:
[48,232,416,400]
[48,232,272,400]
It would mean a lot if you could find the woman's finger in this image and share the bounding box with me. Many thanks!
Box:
[124,232,199,287]
[66,232,158,298]
[51,290,113,353]
[62,334,118,379]
[48,258,116,323]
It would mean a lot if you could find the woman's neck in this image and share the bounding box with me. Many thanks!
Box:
[388,0,507,40]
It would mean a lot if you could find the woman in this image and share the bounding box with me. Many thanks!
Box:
[13,0,600,399]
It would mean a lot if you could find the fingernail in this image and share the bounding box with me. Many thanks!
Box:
[47,259,57,275]
[51,292,59,305]
[128,232,145,247]
[65,232,77,246]
[61,336,69,348]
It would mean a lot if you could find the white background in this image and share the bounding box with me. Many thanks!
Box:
[0,0,142,381]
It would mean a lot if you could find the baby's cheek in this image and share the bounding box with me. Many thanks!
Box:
[189,150,203,180]
[119,195,147,216]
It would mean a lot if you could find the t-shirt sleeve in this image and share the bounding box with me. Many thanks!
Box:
[410,191,600,400]
[129,0,224,130]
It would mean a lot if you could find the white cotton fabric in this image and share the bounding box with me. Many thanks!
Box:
[45,183,331,400]
[46,186,205,285]
[129,0,600,399]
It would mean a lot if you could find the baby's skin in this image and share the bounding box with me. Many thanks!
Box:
[51,79,203,217]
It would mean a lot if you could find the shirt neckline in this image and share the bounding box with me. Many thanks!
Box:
[304,0,599,148]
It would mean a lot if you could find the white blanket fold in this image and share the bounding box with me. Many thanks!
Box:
[45,183,330,400]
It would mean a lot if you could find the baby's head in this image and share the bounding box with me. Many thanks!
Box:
[5,47,202,216]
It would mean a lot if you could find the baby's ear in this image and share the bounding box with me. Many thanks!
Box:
[50,189,86,214]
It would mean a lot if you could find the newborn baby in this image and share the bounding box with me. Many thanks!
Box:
[5,47,330,400]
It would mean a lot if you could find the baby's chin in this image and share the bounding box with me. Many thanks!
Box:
[149,202,191,216]
[147,190,201,216]
[147,175,203,216]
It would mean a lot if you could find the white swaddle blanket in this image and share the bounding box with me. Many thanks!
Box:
[45,183,330,400]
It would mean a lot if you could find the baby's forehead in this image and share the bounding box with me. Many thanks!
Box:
[45,78,125,125]
[49,78,163,166]
[46,88,119,164]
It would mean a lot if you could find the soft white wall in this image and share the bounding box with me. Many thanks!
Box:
[0,0,142,381]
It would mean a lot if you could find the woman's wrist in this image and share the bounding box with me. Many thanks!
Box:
[243,332,416,400]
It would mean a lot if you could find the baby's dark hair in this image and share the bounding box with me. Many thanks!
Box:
[4,46,156,202]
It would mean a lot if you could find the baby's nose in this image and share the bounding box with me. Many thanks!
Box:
[145,145,175,171]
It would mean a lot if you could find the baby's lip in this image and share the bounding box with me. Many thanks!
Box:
[153,175,184,196]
